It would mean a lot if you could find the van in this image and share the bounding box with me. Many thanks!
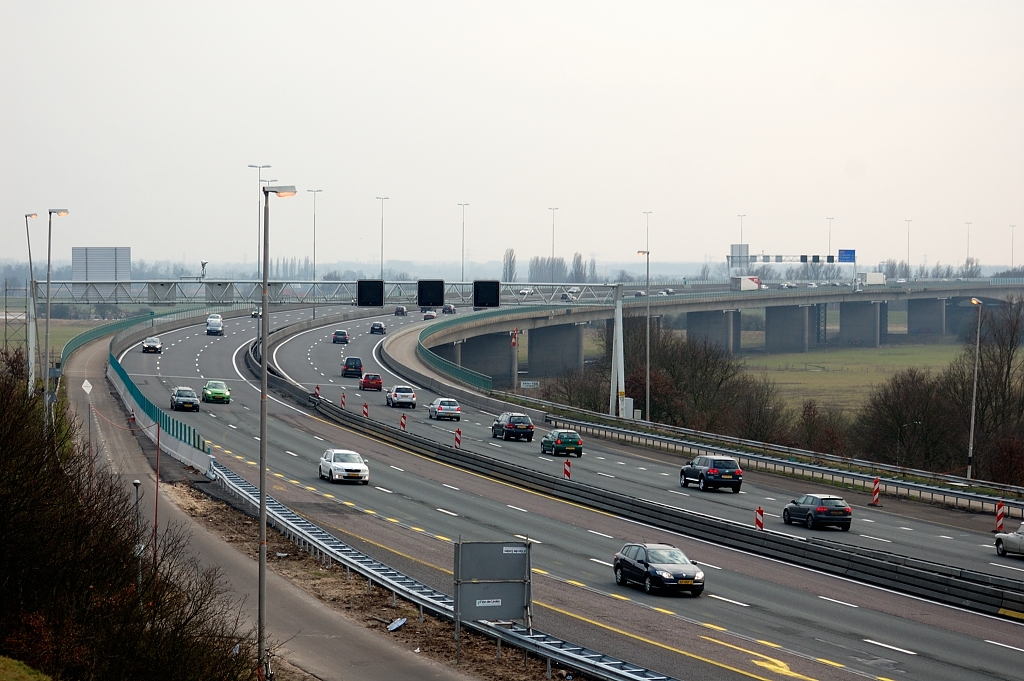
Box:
[342,356,363,378]
[206,318,224,336]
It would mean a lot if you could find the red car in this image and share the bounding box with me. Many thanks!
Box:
[359,373,383,391]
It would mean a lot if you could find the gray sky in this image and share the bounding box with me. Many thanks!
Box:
[3,1,1022,274]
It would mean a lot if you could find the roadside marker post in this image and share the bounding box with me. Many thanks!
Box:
[400,413,407,431]
[455,428,462,449]
[755,506,764,531]
[362,403,368,418]
[996,500,1005,533]
[563,459,571,480]
[871,477,881,506]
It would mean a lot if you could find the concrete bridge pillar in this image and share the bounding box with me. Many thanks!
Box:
[456,331,518,389]
[765,305,809,353]
[907,298,946,334]
[839,301,882,347]
[527,323,584,377]
[687,310,740,354]
[431,341,462,365]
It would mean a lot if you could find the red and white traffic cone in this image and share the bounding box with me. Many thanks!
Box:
[870,477,880,506]
[362,403,369,418]
[563,459,571,480]
[996,500,1005,533]
[400,413,407,431]
[454,428,462,449]
[755,506,764,531]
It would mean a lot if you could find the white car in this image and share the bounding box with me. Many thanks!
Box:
[386,385,417,408]
[318,449,369,484]
[207,313,223,322]
[427,398,461,421]
[996,521,1024,557]
[519,288,534,295]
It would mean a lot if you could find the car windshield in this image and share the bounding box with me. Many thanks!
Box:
[509,416,530,424]
[331,451,363,463]
[713,459,739,469]
[647,548,689,565]
[206,382,226,390]
[336,331,346,335]
[821,498,848,507]
[177,390,196,398]
[145,337,158,343]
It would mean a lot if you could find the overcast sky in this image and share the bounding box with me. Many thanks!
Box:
[3,1,1022,275]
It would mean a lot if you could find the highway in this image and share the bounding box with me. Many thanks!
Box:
[118,307,1024,681]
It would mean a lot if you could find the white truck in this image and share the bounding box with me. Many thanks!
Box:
[730,276,761,291]
[857,272,886,286]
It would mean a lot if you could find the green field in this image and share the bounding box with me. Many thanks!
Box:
[2,319,108,362]
[741,337,964,411]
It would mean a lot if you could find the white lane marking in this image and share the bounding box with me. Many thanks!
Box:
[863,639,916,655]
[590,558,613,567]
[991,562,1024,573]
[588,530,614,538]
[253,436,260,441]
[660,472,670,476]
[514,534,541,543]
[860,534,892,543]
[314,436,324,441]
[819,596,858,608]
[764,497,776,501]
[285,451,297,457]
[489,443,503,448]
[437,508,458,517]
[507,505,528,513]
[597,472,615,478]
[443,484,460,491]
[709,594,749,607]
[596,456,605,460]
[693,561,721,569]
[637,467,647,470]
[208,413,217,418]
[375,487,393,494]
[899,527,914,531]
[229,424,237,429]
[765,512,780,517]
[669,490,690,497]
[616,461,626,465]
[390,465,405,472]
[860,518,875,523]
[986,639,1024,653]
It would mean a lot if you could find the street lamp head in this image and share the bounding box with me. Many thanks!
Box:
[638,250,649,256]
[132,479,141,489]
[248,164,271,169]
[971,298,982,306]
[376,196,389,201]
[307,189,322,194]
[49,209,69,217]
[25,213,37,219]
[264,185,297,198]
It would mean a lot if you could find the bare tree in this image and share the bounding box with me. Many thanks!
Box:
[502,248,517,282]
[570,253,586,283]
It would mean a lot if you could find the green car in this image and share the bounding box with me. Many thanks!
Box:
[202,380,231,404]
[541,429,583,457]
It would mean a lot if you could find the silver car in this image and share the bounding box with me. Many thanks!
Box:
[386,385,417,408]
[427,398,461,421]
[996,521,1024,557]
[318,449,369,484]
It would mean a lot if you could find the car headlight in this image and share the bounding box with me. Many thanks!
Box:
[655,570,673,579]
[694,571,705,581]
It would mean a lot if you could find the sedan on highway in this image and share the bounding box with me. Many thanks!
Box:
[342,357,363,378]
[540,429,582,457]
[442,304,456,314]
[783,494,852,531]
[370,322,386,334]
[423,310,437,320]
[395,306,408,316]
[386,385,417,408]
[332,330,350,344]
[680,455,742,493]
[491,412,534,441]
[201,380,231,404]
[613,542,704,596]
[427,398,461,421]
[142,337,162,353]
[995,521,1024,557]
[318,449,369,484]
[170,387,200,412]
[359,373,383,391]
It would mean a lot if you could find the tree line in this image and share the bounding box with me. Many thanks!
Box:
[543,300,1024,485]
[0,349,260,680]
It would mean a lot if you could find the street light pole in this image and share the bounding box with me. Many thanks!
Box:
[248,164,271,277]
[133,479,142,589]
[376,197,389,280]
[43,209,68,436]
[307,189,322,319]
[966,222,972,263]
[24,213,38,395]
[458,203,469,282]
[967,297,983,481]
[906,220,912,277]
[827,217,833,256]
[259,184,296,676]
[642,211,652,421]
[738,214,745,245]
[1012,225,1016,271]
[549,208,558,262]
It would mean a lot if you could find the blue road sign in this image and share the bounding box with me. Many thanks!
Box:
[838,249,856,263]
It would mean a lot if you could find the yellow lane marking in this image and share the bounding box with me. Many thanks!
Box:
[364,509,376,515]
[246,460,256,465]
[652,607,675,615]
[609,593,631,601]
[436,535,451,541]
[757,640,782,648]
[411,527,424,532]
[702,623,727,631]
[305,486,316,491]
[342,501,354,506]
[289,479,300,484]
[223,450,232,454]
[532,568,549,574]
[702,637,818,680]
[323,494,334,498]
[816,658,845,668]
[273,472,284,478]
[386,518,400,523]
[566,580,586,587]
[998,607,1024,620]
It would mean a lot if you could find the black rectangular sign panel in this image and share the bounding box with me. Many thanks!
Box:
[473,280,501,308]
[417,279,445,308]
[357,279,384,307]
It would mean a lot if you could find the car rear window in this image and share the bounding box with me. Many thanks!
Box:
[364,374,380,380]
[713,459,739,469]
[509,416,531,424]
[821,498,848,507]
[395,387,413,393]
[346,358,361,365]
[440,400,458,407]
[562,431,580,440]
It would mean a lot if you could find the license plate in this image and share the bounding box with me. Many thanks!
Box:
[517,425,526,428]
[721,474,732,479]
[831,510,844,515]
[678,579,693,585]
[183,403,193,408]
[566,447,575,451]
[346,473,360,478]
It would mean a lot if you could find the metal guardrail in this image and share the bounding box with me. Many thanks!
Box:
[208,460,681,681]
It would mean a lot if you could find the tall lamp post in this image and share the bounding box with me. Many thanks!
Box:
[827,217,833,256]
[307,189,322,319]
[43,209,69,435]
[24,213,38,395]
[967,297,983,481]
[738,214,745,245]
[247,164,271,277]
[966,222,972,264]
[376,197,389,279]
[1012,225,1016,271]
[641,211,652,421]
[458,203,469,282]
[549,207,558,261]
[905,219,912,277]
[259,185,296,676]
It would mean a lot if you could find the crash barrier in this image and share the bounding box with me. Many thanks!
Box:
[490,389,1024,508]
[307,395,1024,621]
[544,414,1024,520]
[208,460,682,681]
